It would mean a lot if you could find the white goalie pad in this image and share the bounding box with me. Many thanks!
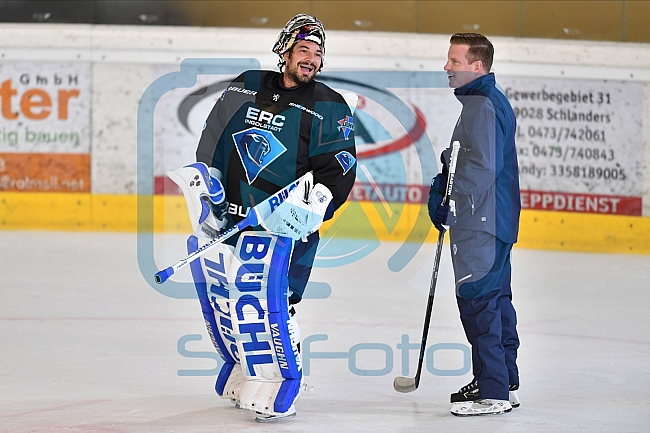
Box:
[220,363,245,405]
[228,232,303,416]
[188,231,302,415]
[187,235,243,403]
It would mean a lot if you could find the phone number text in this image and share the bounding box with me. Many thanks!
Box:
[549,164,626,180]
[517,125,606,143]
[519,143,615,162]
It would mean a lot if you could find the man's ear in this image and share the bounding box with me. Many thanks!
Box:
[474,60,484,73]
[283,49,290,64]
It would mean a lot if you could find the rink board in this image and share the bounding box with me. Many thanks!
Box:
[1,191,649,254]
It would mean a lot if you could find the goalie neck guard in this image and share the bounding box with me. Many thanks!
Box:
[272,14,326,56]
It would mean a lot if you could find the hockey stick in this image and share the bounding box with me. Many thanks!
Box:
[342,92,358,115]
[393,140,460,393]
[154,175,304,284]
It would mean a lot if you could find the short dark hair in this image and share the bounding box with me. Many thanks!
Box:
[450,33,494,73]
[278,40,324,73]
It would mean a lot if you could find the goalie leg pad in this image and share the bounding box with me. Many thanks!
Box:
[229,232,303,416]
[187,235,242,401]
[217,363,245,404]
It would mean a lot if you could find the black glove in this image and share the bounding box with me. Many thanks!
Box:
[428,172,455,232]
[432,201,450,232]
[428,173,446,224]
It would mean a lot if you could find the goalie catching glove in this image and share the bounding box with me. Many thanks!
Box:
[167,162,228,239]
[259,172,333,241]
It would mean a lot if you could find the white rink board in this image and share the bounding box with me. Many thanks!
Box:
[0,24,649,215]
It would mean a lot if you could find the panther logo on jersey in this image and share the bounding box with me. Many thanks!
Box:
[241,132,271,167]
[232,127,287,184]
[335,151,356,175]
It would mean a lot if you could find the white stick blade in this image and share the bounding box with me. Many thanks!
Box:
[393,376,417,393]
[343,92,358,115]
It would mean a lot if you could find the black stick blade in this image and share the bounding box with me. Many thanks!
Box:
[393,376,417,393]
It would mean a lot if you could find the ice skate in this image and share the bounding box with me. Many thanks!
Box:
[254,405,296,423]
[451,399,512,417]
[451,380,520,409]
[509,384,520,408]
[450,379,479,403]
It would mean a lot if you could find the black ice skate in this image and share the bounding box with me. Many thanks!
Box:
[450,380,479,403]
[450,380,520,408]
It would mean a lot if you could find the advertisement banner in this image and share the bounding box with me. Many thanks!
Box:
[500,76,644,215]
[152,67,643,216]
[0,61,91,192]
[151,68,456,197]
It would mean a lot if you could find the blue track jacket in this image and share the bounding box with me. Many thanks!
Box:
[442,73,520,244]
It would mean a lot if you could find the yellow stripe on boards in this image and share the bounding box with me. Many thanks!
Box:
[0,191,91,231]
[518,210,650,254]
[1,192,649,254]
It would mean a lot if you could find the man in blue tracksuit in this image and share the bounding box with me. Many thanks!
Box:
[428,33,521,417]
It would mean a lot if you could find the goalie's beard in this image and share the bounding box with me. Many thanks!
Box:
[283,58,319,86]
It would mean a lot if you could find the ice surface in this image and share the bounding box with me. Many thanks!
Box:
[1,231,649,432]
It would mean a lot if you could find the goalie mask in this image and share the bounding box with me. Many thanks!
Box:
[273,14,326,71]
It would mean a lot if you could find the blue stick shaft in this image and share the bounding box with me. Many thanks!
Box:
[154,217,251,284]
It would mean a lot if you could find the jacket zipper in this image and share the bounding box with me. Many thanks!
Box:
[469,195,475,215]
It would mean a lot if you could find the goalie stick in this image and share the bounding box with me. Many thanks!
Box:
[154,93,359,285]
[154,175,302,284]
[342,92,358,115]
[393,140,460,393]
